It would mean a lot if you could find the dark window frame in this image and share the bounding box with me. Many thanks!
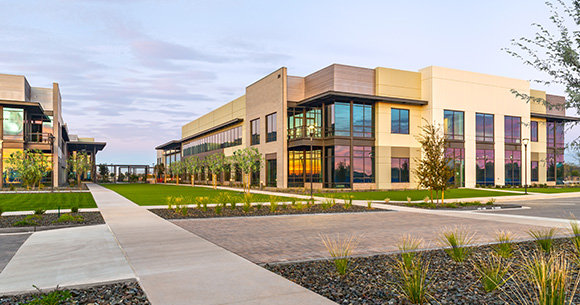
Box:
[531,121,538,142]
[266,112,277,142]
[251,118,260,145]
[391,108,410,134]
[391,157,410,183]
[444,110,465,141]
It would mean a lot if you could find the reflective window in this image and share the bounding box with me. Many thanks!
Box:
[3,108,24,140]
[476,113,494,142]
[251,118,260,145]
[444,110,464,140]
[391,108,410,134]
[353,146,374,183]
[547,152,565,183]
[391,158,409,183]
[334,102,351,137]
[531,121,538,142]
[182,126,242,157]
[505,150,521,185]
[476,149,494,186]
[266,113,277,142]
[446,148,465,186]
[531,161,539,182]
[266,159,277,187]
[505,116,521,144]
[353,103,373,137]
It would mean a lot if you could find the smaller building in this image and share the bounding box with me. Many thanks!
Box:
[0,73,106,187]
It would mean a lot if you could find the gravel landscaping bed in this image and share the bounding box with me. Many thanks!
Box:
[0,280,150,304]
[388,202,522,210]
[0,212,105,229]
[265,239,580,305]
[151,204,389,220]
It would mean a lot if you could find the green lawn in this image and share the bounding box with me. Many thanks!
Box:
[0,192,97,212]
[103,184,292,206]
[315,188,522,201]
[509,187,580,193]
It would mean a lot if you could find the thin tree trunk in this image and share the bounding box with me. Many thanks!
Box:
[176,174,179,185]
[442,190,445,205]
[77,173,82,189]
[191,175,194,187]
[430,189,433,204]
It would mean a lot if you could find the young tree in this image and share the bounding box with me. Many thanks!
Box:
[232,147,264,193]
[183,156,200,186]
[6,149,50,190]
[413,122,454,204]
[98,164,110,183]
[153,163,165,184]
[168,160,185,185]
[506,0,580,147]
[67,152,92,189]
[206,152,227,189]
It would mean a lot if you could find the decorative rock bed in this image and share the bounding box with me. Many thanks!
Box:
[264,238,580,305]
[0,212,105,229]
[0,280,150,305]
[388,202,522,210]
[151,204,390,220]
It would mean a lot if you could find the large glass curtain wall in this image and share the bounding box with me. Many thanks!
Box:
[505,150,521,185]
[446,148,465,187]
[476,149,494,185]
[288,149,321,187]
[288,108,322,139]
[324,102,373,138]
[182,126,242,157]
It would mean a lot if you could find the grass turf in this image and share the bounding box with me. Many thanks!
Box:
[0,192,97,212]
[102,183,293,206]
[315,188,521,201]
[509,187,580,193]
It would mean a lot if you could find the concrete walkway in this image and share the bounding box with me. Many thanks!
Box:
[0,225,134,295]
[88,183,335,305]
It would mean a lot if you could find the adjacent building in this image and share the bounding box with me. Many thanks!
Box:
[0,73,106,187]
[156,64,577,189]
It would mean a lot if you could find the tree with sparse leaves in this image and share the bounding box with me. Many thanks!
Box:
[505,0,580,148]
[206,152,228,189]
[6,149,50,190]
[68,152,92,189]
[183,156,201,186]
[413,122,454,204]
[168,160,185,185]
[232,147,264,193]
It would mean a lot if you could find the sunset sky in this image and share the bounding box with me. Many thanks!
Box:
[1,0,577,165]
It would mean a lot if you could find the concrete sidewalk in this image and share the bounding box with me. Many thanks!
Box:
[88,183,335,305]
[0,225,134,295]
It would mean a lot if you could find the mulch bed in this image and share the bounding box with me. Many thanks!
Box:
[264,239,580,305]
[0,280,150,304]
[150,204,389,220]
[0,212,105,229]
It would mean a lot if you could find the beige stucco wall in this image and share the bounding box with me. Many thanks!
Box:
[375,67,421,100]
[245,68,287,187]
[530,89,546,114]
[181,95,246,141]
[420,66,532,187]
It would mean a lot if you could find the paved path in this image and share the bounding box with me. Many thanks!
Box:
[0,233,30,273]
[480,197,580,219]
[0,225,134,295]
[88,183,335,305]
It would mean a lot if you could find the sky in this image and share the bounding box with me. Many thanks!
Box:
[1,0,578,165]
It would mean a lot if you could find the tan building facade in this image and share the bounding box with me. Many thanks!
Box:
[0,73,106,187]
[157,64,577,189]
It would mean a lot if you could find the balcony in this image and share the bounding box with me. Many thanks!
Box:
[287,126,322,140]
[25,132,54,144]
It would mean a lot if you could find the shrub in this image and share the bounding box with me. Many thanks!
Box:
[25,285,72,305]
[255,203,263,210]
[342,195,354,209]
[0,206,3,217]
[292,201,306,211]
[527,227,558,253]
[486,198,496,205]
[9,184,15,191]
[242,201,252,213]
[14,215,43,227]
[166,196,174,210]
[384,198,390,204]
[243,193,254,207]
[70,206,79,213]
[174,203,188,216]
[320,233,360,275]
[393,257,432,304]
[321,199,333,210]
[396,234,423,270]
[198,197,210,212]
[437,225,476,262]
[367,200,373,209]
[229,195,239,210]
[56,213,84,223]
[34,208,46,215]
[492,230,514,258]
[216,192,231,208]
[473,256,511,292]
[407,197,412,204]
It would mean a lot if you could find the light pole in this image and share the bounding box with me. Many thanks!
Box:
[48,134,55,192]
[522,138,529,194]
[308,124,315,200]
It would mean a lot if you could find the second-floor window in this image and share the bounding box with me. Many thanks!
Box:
[251,118,260,145]
[444,110,464,140]
[547,121,565,148]
[531,121,538,142]
[476,113,494,142]
[505,116,521,144]
[266,113,277,142]
[391,108,409,134]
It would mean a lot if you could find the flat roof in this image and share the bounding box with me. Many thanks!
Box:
[293,91,428,106]
[156,118,243,151]
[67,141,107,152]
[531,112,580,122]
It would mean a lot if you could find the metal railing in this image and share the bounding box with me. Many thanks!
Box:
[25,132,54,144]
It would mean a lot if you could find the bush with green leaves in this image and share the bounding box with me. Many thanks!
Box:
[392,257,432,304]
[70,206,79,213]
[22,285,72,305]
[34,208,46,215]
[14,215,43,227]
[216,192,231,208]
[342,194,354,209]
[6,149,51,190]
[214,204,223,215]
[56,213,84,223]
[492,230,514,258]
[292,201,306,211]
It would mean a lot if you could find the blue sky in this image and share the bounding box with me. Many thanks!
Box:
[1,0,578,165]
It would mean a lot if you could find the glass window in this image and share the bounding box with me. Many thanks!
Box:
[446,148,465,187]
[328,146,351,187]
[353,146,374,183]
[476,113,494,142]
[555,123,565,148]
[505,116,521,144]
[182,126,242,157]
[353,103,373,137]
[391,158,409,183]
[531,121,538,142]
[334,102,351,137]
[266,113,277,142]
[476,149,494,185]
[266,159,277,187]
[3,108,24,140]
[444,110,464,140]
[251,118,260,145]
[531,161,539,182]
[391,108,410,134]
[505,150,521,185]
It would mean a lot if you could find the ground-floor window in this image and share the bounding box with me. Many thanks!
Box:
[266,159,277,187]
[476,149,494,186]
[391,158,409,183]
[531,161,539,182]
[326,146,351,188]
[446,147,465,187]
[547,152,564,184]
[505,150,521,185]
[353,146,374,183]
[251,162,260,186]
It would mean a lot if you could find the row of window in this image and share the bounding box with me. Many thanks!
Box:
[182,126,242,157]
[251,113,277,145]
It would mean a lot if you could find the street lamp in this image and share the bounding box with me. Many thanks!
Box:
[48,134,55,192]
[522,138,529,194]
[308,124,316,200]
